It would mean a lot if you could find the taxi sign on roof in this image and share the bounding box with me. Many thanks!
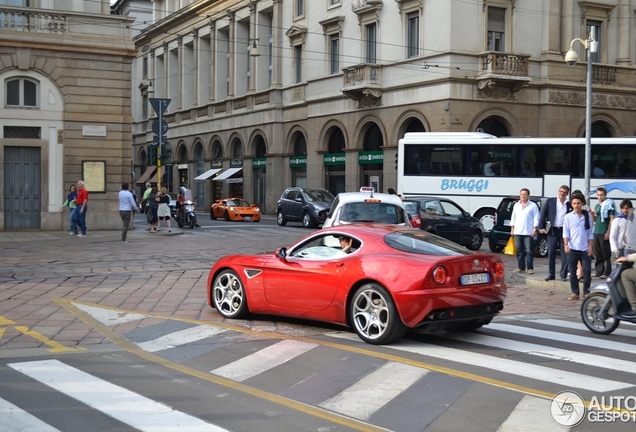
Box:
[360,186,375,193]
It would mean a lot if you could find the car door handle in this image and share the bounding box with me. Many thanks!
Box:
[335,262,344,267]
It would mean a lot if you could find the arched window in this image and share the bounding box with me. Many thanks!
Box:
[232,138,243,164]
[292,132,307,188]
[5,77,38,108]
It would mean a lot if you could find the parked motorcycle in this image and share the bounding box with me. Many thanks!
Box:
[173,188,199,229]
[581,261,636,334]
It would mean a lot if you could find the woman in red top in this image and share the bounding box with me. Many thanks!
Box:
[73,180,89,236]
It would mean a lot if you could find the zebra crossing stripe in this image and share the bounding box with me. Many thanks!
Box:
[441,331,636,373]
[487,322,636,354]
[137,325,227,352]
[530,318,636,338]
[212,339,318,382]
[74,303,146,326]
[0,396,61,432]
[319,362,428,421]
[496,396,562,432]
[326,333,631,392]
[8,360,229,432]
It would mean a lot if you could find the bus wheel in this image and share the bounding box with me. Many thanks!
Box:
[474,208,495,232]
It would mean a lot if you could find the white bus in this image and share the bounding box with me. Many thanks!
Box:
[397,132,636,231]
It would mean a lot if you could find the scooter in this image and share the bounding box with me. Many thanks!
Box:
[173,188,199,229]
[581,261,636,334]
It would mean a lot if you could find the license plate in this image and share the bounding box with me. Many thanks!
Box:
[243,216,252,221]
[461,273,490,285]
[503,219,511,226]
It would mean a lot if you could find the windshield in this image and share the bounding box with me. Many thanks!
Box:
[227,199,250,207]
[181,189,194,201]
[340,202,406,224]
[305,190,335,202]
[384,231,472,256]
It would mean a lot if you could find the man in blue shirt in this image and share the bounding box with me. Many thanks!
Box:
[563,194,594,300]
[119,183,138,243]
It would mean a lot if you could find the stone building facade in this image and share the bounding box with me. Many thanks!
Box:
[0,0,136,230]
[131,0,636,214]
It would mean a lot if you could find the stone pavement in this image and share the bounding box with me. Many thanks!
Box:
[0,217,594,353]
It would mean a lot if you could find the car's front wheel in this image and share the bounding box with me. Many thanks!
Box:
[212,269,248,318]
[210,208,217,220]
[467,230,483,250]
[277,210,287,226]
[302,212,314,228]
[350,283,406,345]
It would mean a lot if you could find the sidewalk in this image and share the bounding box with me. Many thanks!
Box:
[510,261,609,291]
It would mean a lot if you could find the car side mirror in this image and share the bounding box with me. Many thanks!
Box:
[276,247,287,260]
[251,204,256,207]
[295,197,302,202]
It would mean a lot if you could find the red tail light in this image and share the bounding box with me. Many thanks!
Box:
[411,215,421,227]
[494,262,504,279]
[433,266,447,284]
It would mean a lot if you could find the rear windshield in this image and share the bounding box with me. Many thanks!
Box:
[403,201,419,215]
[340,202,407,224]
[496,199,517,217]
[384,231,472,256]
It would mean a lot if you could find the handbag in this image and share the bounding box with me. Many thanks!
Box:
[504,236,516,255]
[146,208,155,223]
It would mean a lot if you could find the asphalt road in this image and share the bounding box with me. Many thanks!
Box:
[1,220,634,431]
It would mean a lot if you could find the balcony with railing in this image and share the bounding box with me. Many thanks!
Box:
[477,52,532,92]
[341,64,382,106]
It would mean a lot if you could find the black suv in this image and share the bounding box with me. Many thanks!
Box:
[277,188,335,228]
[488,196,548,257]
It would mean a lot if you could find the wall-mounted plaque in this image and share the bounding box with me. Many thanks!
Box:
[82,161,106,193]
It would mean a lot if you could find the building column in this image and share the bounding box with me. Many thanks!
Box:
[163,43,169,99]
[192,30,199,106]
[616,0,630,65]
[542,0,561,56]
[177,37,183,110]
[248,1,257,93]
[227,10,235,98]
[209,21,216,102]
[271,0,283,88]
[561,0,574,54]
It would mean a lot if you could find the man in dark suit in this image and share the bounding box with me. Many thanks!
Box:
[539,185,572,281]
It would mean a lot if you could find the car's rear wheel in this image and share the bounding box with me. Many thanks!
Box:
[277,210,287,226]
[467,230,483,250]
[224,210,230,221]
[350,283,406,345]
[210,209,217,220]
[302,212,314,228]
[534,235,548,257]
[212,269,248,319]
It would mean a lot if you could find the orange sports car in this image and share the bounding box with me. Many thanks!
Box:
[210,198,261,222]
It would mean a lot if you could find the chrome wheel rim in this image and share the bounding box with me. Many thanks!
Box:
[303,214,311,227]
[471,232,482,249]
[214,272,244,316]
[277,212,284,224]
[353,287,389,340]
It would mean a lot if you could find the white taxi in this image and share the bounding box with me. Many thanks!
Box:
[322,187,411,229]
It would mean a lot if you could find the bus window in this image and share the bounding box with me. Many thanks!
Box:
[545,146,572,173]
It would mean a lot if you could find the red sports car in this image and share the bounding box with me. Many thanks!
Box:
[207,224,506,344]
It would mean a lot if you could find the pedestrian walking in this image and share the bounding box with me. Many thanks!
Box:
[61,184,77,235]
[72,180,89,237]
[590,186,615,278]
[539,185,572,281]
[156,187,172,233]
[510,188,540,274]
[118,183,138,243]
[610,199,636,260]
[147,186,159,233]
[563,193,594,300]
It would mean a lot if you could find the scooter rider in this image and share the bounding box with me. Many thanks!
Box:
[176,187,185,223]
[615,202,636,317]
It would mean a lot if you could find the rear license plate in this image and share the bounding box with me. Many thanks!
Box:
[243,216,252,221]
[503,219,511,226]
[461,273,490,285]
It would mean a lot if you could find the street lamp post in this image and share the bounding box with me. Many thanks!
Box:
[564,28,597,205]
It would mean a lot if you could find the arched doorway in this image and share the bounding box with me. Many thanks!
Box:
[404,119,426,133]
[253,135,267,211]
[194,142,205,209]
[291,132,307,188]
[476,117,510,137]
[230,138,244,198]
[360,123,384,192]
[211,140,223,201]
[177,145,188,188]
[325,128,346,195]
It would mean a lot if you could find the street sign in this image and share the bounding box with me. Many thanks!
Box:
[152,135,168,143]
[152,119,169,135]
[149,98,171,116]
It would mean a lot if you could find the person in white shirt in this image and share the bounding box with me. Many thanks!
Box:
[563,193,594,300]
[510,188,540,274]
[118,183,138,243]
[610,199,636,259]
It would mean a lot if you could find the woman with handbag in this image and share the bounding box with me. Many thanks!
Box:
[156,187,172,233]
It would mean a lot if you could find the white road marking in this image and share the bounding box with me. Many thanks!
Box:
[319,362,428,421]
[326,332,631,392]
[211,339,318,382]
[9,360,229,432]
[137,325,227,352]
[530,318,636,337]
[74,303,146,326]
[0,396,61,432]
[487,322,636,354]
[496,396,561,432]
[442,331,636,372]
